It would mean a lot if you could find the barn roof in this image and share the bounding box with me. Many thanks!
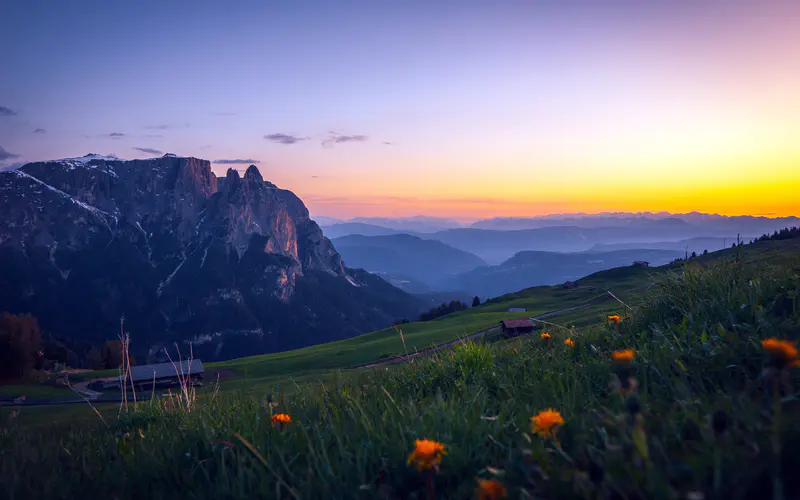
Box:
[127,360,204,382]
[501,319,534,329]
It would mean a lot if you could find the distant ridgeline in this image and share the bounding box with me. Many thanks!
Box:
[0,155,421,362]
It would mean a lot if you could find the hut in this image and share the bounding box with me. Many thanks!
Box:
[507,307,526,313]
[632,261,650,268]
[500,319,534,337]
[563,281,578,289]
[102,359,204,391]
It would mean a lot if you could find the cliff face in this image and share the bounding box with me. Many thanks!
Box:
[0,154,419,360]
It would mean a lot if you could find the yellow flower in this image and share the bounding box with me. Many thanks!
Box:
[530,408,564,439]
[611,349,635,364]
[540,332,551,340]
[607,315,621,324]
[407,438,446,471]
[564,338,575,347]
[761,338,799,368]
[271,413,292,424]
[476,478,507,499]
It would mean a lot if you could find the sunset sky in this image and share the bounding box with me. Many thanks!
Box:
[1,0,798,219]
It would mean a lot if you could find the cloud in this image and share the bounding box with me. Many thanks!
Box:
[145,125,170,130]
[323,133,369,147]
[264,133,308,145]
[33,128,46,134]
[133,147,163,155]
[109,132,125,138]
[383,141,394,145]
[0,146,21,161]
[213,158,261,164]
[144,134,164,138]
[0,106,17,117]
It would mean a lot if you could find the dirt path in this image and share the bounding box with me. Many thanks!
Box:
[354,302,594,370]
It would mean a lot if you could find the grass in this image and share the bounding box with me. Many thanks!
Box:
[0,383,74,400]
[2,239,800,498]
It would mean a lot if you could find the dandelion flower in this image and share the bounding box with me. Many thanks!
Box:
[541,332,551,340]
[761,338,799,368]
[476,478,507,499]
[607,315,621,324]
[407,438,446,471]
[530,408,564,439]
[564,338,575,347]
[271,413,292,424]
[611,349,635,364]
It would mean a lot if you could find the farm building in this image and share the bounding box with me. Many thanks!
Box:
[100,360,204,391]
[500,319,534,337]
[632,261,649,268]
[563,281,577,289]
[507,307,526,313]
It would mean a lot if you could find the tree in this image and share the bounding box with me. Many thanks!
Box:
[691,251,697,259]
[102,340,124,369]
[472,296,481,308]
[703,249,708,255]
[0,313,43,381]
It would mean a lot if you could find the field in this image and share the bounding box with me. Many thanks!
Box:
[2,238,799,498]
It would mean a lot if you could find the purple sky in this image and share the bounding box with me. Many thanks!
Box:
[1,0,799,218]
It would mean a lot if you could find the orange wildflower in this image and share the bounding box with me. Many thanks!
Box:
[564,338,575,347]
[761,338,799,368]
[611,349,636,364]
[607,315,621,324]
[541,332,551,340]
[407,439,446,471]
[271,413,292,424]
[476,478,507,499]
[530,408,564,439]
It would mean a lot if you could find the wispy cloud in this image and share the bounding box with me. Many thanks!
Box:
[213,158,261,164]
[133,147,163,155]
[109,132,125,138]
[264,133,308,145]
[383,141,394,146]
[145,125,170,130]
[33,128,46,134]
[323,133,369,147]
[0,106,17,117]
[0,146,21,161]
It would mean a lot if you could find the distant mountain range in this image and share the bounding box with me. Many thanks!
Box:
[318,214,796,264]
[332,234,486,292]
[441,248,683,298]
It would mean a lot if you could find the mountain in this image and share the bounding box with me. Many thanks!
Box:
[332,234,486,291]
[317,222,404,239]
[441,248,683,298]
[587,236,745,255]
[421,221,745,264]
[0,154,422,361]
[349,216,464,233]
[473,213,799,233]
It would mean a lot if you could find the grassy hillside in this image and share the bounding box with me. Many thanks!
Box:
[2,238,799,498]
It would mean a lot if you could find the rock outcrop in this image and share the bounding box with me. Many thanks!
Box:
[0,154,420,360]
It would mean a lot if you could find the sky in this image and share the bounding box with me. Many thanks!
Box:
[1,0,799,219]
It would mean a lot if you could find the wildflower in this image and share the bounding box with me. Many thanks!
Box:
[407,439,447,471]
[271,413,292,425]
[611,349,635,364]
[137,428,145,439]
[564,338,575,347]
[607,315,621,324]
[530,408,564,439]
[541,332,551,341]
[761,338,799,369]
[476,478,507,499]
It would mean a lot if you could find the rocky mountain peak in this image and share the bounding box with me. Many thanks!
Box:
[244,165,263,183]
[0,154,419,360]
